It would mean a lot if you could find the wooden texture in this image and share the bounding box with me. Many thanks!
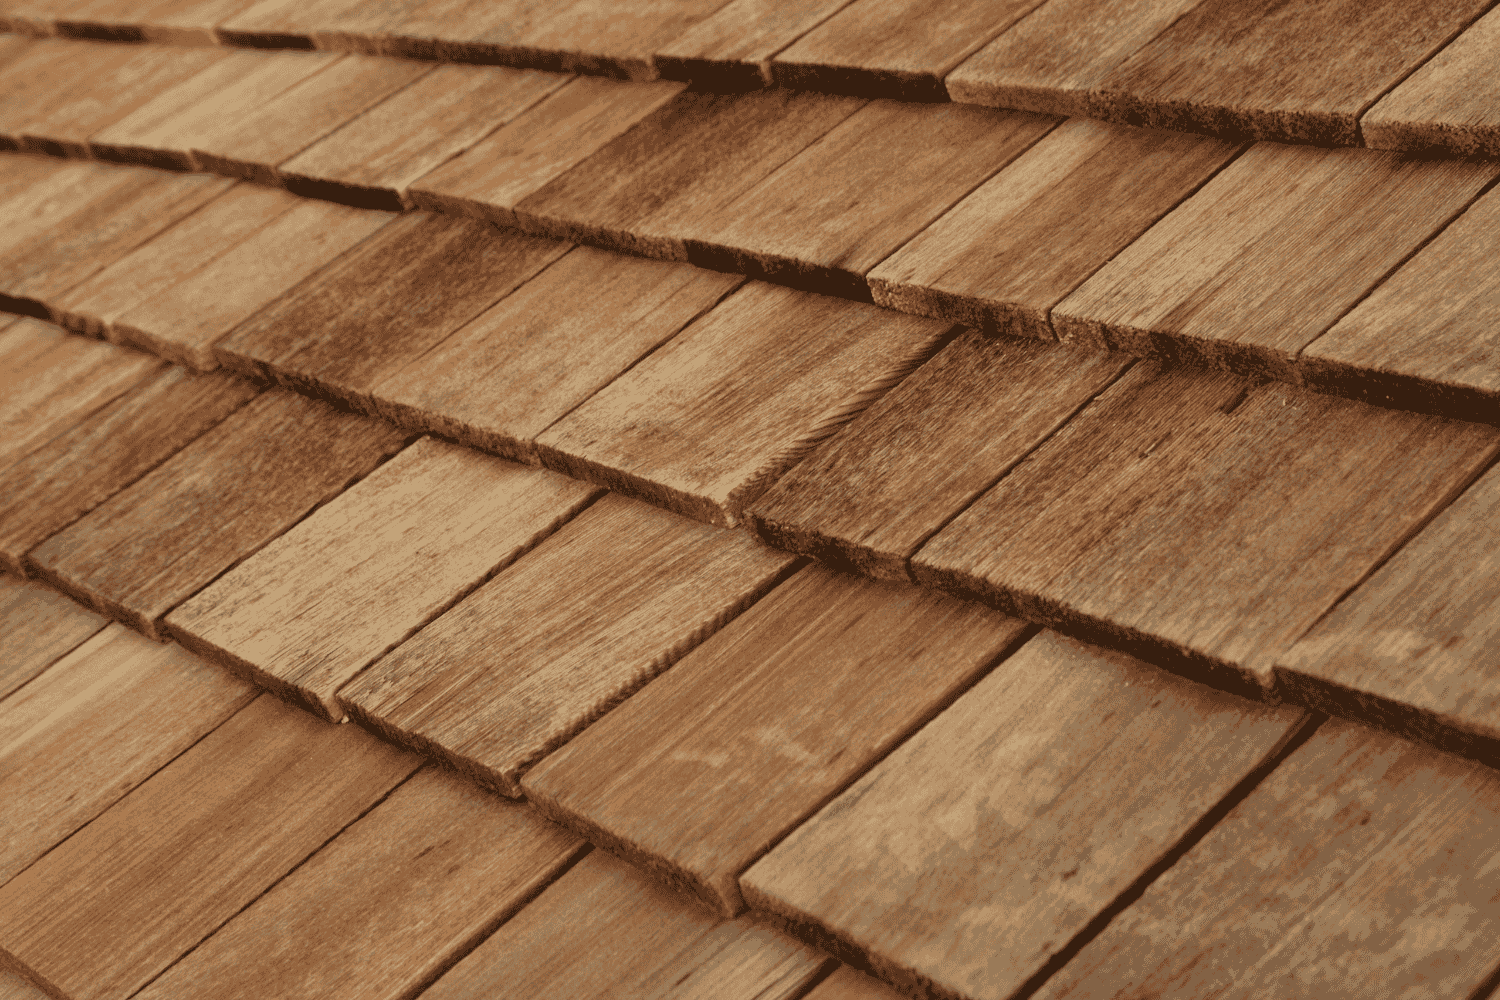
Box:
[869,118,1239,338]
[49,183,302,338]
[946,0,1202,116]
[655,0,857,89]
[1052,143,1500,381]
[803,966,906,1000]
[741,629,1309,1000]
[0,624,256,885]
[912,361,1500,692]
[511,87,866,260]
[189,52,432,183]
[424,848,833,1000]
[0,38,118,145]
[0,693,419,1000]
[1362,6,1500,158]
[276,63,569,210]
[133,765,585,1000]
[534,281,952,527]
[371,246,743,461]
[408,76,686,226]
[215,213,569,408]
[110,197,395,370]
[0,365,260,576]
[1299,183,1500,421]
[688,100,1058,299]
[0,574,105,702]
[1034,719,1500,1000]
[0,969,45,1000]
[1275,463,1500,765]
[165,436,598,720]
[30,390,410,640]
[340,490,797,797]
[89,49,338,170]
[771,0,1046,101]
[748,331,1132,580]
[53,0,263,44]
[524,563,1030,916]
[215,0,364,48]
[1094,0,1492,145]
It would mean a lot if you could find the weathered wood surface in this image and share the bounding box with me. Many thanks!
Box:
[1276,462,1500,765]
[216,0,364,48]
[165,436,598,720]
[0,38,115,144]
[868,118,1239,338]
[341,490,797,797]
[1299,182,1500,422]
[0,317,160,472]
[748,331,1132,580]
[0,366,260,577]
[771,0,1047,101]
[133,765,585,1000]
[1034,719,1500,1000]
[0,693,420,1000]
[912,361,1500,692]
[407,76,686,226]
[215,213,569,408]
[424,848,832,1000]
[534,281,952,527]
[111,197,396,370]
[511,87,865,260]
[655,0,857,89]
[54,0,265,45]
[1362,6,1500,158]
[1093,0,1493,146]
[0,968,45,1000]
[277,63,569,210]
[89,49,338,170]
[0,574,106,702]
[690,100,1057,299]
[741,629,1309,1000]
[50,182,302,338]
[1052,143,1500,381]
[803,965,906,1000]
[946,0,1202,117]
[0,624,256,885]
[371,246,743,461]
[524,563,1030,916]
[189,52,432,183]
[31,390,410,640]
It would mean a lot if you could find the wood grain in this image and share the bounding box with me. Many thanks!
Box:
[0,365,260,576]
[1299,182,1500,422]
[946,0,1202,117]
[0,692,420,1000]
[340,490,797,797]
[688,100,1058,299]
[30,390,410,640]
[423,848,833,1000]
[912,361,1500,693]
[0,623,256,885]
[740,629,1309,1000]
[1052,143,1500,381]
[0,574,105,702]
[655,0,857,89]
[277,62,569,210]
[524,563,1030,917]
[534,281,952,527]
[1093,0,1493,146]
[1034,719,1500,1000]
[747,330,1132,581]
[371,246,743,461]
[164,436,598,720]
[110,197,396,370]
[1362,6,1500,158]
[133,765,584,1000]
[54,0,264,45]
[771,0,1046,101]
[803,966,906,1000]
[1275,462,1500,766]
[215,213,569,409]
[869,118,1239,338]
[0,38,119,145]
[511,87,866,260]
[215,0,365,48]
[408,76,687,226]
[0,968,45,1000]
